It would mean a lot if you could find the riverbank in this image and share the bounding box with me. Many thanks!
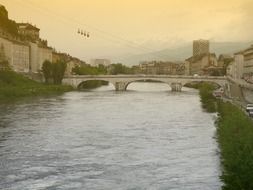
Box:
[198,83,253,189]
[0,70,73,103]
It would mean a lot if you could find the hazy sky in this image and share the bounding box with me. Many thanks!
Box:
[0,0,253,62]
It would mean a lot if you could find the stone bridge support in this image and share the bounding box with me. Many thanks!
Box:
[170,83,183,92]
[114,82,128,91]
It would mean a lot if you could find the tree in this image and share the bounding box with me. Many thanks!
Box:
[72,64,107,75]
[0,5,18,36]
[52,60,67,84]
[108,63,134,75]
[42,60,67,84]
[42,60,52,83]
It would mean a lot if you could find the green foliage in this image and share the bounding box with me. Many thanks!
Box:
[42,60,52,83]
[198,83,217,113]
[41,60,67,84]
[0,70,72,102]
[216,102,253,190]
[72,64,107,75]
[185,82,218,112]
[72,63,134,75]
[72,64,108,89]
[52,60,67,84]
[0,6,18,36]
[197,82,253,189]
[108,63,134,75]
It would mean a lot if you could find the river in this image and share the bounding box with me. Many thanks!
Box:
[0,82,221,190]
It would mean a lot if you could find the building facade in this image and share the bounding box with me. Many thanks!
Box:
[0,37,30,72]
[186,53,219,75]
[0,5,56,74]
[243,45,253,82]
[12,42,30,72]
[53,52,85,75]
[65,59,82,76]
[29,42,53,73]
[234,52,244,79]
[138,61,186,75]
[18,23,40,42]
[0,34,53,73]
[193,39,209,56]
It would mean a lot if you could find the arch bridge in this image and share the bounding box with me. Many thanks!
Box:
[63,75,228,92]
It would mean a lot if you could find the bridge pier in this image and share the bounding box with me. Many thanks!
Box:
[114,82,128,91]
[170,83,182,92]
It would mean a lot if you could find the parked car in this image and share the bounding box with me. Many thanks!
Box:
[246,104,253,112]
[213,88,224,98]
[249,110,253,117]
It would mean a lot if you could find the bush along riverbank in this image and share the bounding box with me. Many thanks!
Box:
[0,70,73,103]
[198,83,253,189]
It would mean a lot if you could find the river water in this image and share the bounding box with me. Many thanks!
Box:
[0,82,221,190]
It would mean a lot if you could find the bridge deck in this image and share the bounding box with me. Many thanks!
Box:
[65,75,227,80]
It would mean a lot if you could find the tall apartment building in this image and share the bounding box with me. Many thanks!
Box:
[243,45,253,81]
[193,39,209,56]
[234,52,244,79]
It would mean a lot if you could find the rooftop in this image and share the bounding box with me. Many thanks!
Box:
[186,53,216,63]
[243,45,253,56]
[218,54,233,60]
[18,23,40,31]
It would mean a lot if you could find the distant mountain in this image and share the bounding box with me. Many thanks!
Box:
[210,41,252,55]
[112,41,253,66]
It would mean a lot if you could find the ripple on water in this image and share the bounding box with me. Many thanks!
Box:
[0,83,221,190]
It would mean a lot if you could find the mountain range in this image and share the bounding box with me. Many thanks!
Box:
[112,41,253,65]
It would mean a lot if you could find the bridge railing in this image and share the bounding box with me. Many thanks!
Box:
[64,74,227,80]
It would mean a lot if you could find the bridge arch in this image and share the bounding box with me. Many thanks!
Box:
[76,79,114,90]
[62,75,228,92]
[123,78,184,91]
[124,79,171,91]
